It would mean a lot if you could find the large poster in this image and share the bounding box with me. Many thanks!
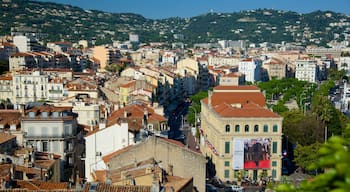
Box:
[233,138,271,170]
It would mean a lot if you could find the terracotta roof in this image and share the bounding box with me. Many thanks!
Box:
[0,163,11,179]
[107,103,166,130]
[82,183,151,192]
[214,85,260,91]
[0,110,22,128]
[163,176,193,192]
[0,132,16,144]
[10,52,34,57]
[0,76,12,80]
[16,180,69,190]
[202,86,281,118]
[26,105,72,113]
[120,80,136,88]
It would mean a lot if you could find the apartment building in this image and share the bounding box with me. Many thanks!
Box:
[13,70,49,105]
[263,57,287,80]
[200,85,283,182]
[21,104,79,181]
[295,59,319,83]
[0,76,13,102]
[238,58,262,83]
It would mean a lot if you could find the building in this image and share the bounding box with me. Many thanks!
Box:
[200,85,283,182]
[90,46,120,71]
[13,35,46,53]
[219,72,245,86]
[295,59,319,83]
[106,136,206,192]
[13,71,49,106]
[0,76,13,103]
[263,57,287,80]
[84,122,129,182]
[21,104,79,181]
[0,110,22,145]
[238,58,262,83]
[9,52,36,71]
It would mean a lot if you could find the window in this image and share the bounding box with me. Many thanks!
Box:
[244,125,249,132]
[225,124,230,132]
[272,169,277,178]
[254,125,259,132]
[263,125,268,132]
[224,170,230,178]
[225,141,230,154]
[235,125,240,132]
[272,142,278,153]
[273,125,278,132]
[42,141,48,152]
[224,161,230,167]
[272,161,277,167]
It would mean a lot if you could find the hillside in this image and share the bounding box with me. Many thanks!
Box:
[1,0,349,47]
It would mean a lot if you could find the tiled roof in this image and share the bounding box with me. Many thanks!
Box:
[16,180,69,190]
[0,110,22,127]
[26,105,72,113]
[0,76,12,80]
[214,85,260,91]
[0,132,16,144]
[106,103,166,130]
[163,176,193,192]
[203,86,280,118]
[82,183,151,192]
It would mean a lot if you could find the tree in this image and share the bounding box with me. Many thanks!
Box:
[282,110,324,145]
[293,142,322,172]
[275,126,350,192]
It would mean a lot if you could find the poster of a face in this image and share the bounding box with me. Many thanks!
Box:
[233,138,271,170]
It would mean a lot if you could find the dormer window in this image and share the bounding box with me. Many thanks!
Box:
[28,112,36,118]
[41,112,48,118]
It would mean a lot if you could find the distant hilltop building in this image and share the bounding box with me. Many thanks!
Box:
[129,33,139,44]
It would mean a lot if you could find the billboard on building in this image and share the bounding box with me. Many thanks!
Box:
[233,138,271,170]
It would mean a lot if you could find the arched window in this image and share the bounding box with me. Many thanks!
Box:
[244,125,249,132]
[225,124,230,132]
[254,125,259,132]
[263,125,268,132]
[235,125,240,132]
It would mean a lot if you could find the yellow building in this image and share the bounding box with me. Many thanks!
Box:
[200,85,283,182]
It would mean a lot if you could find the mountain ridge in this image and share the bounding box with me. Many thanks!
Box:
[1,0,349,47]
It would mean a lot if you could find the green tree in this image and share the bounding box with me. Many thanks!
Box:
[293,142,322,172]
[276,126,350,192]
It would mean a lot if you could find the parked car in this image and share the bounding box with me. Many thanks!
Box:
[206,183,217,192]
[224,185,244,192]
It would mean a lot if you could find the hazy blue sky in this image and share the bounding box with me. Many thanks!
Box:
[38,0,350,19]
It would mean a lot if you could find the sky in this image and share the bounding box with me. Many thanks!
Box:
[38,0,350,19]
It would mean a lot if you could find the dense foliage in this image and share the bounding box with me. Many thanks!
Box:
[1,0,349,46]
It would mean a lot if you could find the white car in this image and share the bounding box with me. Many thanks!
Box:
[228,185,244,192]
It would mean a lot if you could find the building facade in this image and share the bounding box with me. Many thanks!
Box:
[200,86,283,182]
[21,105,79,181]
[295,59,319,83]
[238,58,262,83]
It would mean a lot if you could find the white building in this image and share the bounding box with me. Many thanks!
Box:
[295,59,319,83]
[84,122,129,181]
[13,35,45,53]
[162,51,177,65]
[13,71,49,106]
[238,58,262,83]
[21,105,79,181]
[208,55,240,67]
[72,101,100,126]
[129,33,139,43]
[47,78,65,101]
[339,56,350,75]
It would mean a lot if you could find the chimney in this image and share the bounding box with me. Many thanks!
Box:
[208,90,212,108]
[124,110,128,118]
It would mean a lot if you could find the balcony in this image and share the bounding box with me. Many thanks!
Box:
[49,90,63,94]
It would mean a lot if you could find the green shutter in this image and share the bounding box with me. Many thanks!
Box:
[224,170,230,178]
[225,141,230,154]
[272,142,278,153]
